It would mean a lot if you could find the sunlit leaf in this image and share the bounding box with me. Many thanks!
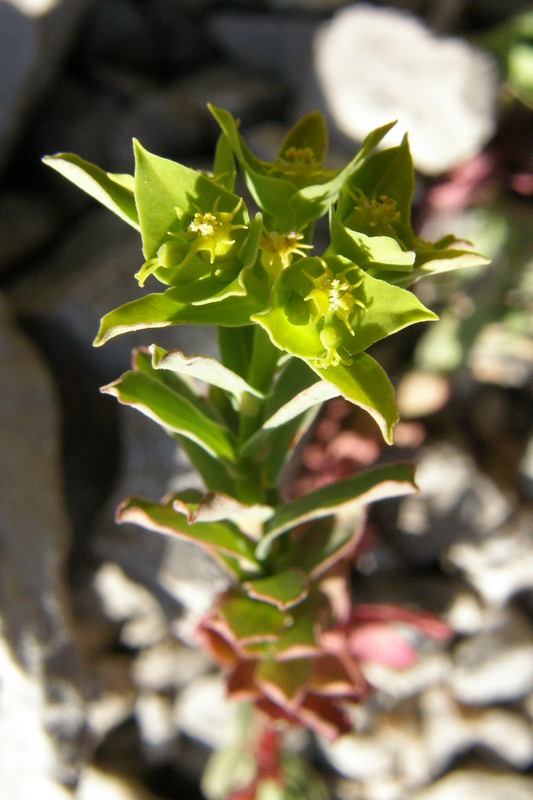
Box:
[151,345,264,404]
[117,495,259,576]
[256,462,418,558]
[243,569,309,610]
[42,152,140,229]
[102,368,237,463]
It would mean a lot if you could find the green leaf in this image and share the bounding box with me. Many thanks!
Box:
[212,133,237,192]
[338,135,415,247]
[209,104,300,228]
[257,658,311,700]
[151,345,264,405]
[253,256,437,370]
[189,492,273,541]
[43,152,139,229]
[313,352,398,443]
[102,368,237,463]
[175,436,238,496]
[256,462,418,559]
[94,285,265,346]
[411,235,491,282]
[134,138,248,259]
[117,495,259,576]
[263,358,335,426]
[330,214,415,272]
[294,516,367,578]
[276,110,329,165]
[219,595,290,644]
[243,568,308,610]
[289,122,398,229]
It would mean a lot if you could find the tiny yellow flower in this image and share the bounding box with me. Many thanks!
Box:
[304,261,366,368]
[260,230,313,275]
[186,197,247,264]
[348,190,401,237]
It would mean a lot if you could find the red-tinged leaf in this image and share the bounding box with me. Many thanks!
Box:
[257,462,418,559]
[218,596,291,646]
[257,659,311,702]
[294,515,367,579]
[243,569,309,611]
[117,495,259,576]
[190,492,273,541]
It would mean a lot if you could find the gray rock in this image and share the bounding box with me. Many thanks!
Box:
[0,0,92,172]
[0,293,85,793]
[381,442,511,566]
[0,187,63,277]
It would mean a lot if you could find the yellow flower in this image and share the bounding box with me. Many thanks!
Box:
[260,230,313,276]
[304,261,366,368]
[187,197,247,264]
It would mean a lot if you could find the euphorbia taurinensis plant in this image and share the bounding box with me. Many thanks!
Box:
[44,106,487,799]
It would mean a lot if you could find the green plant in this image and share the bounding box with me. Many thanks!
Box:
[44,106,487,799]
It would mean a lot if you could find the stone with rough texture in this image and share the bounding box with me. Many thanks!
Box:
[314,4,498,174]
[0,293,85,794]
[0,0,91,172]
[449,608,533,704]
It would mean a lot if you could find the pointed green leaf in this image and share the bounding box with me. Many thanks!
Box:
[294,516,366,578]
[43,152,139,229]
[102,368,237,463]
[151,345,264,405]
[219,595,290,644]
[134,138,248,259]
[312,353,398,443]
[190,492,273,541]
[243,568,309,611]
[256,462,418,559]
[212,133,237,192]
[289,122,398,229]
[338,135,415,246]
[253,256,437,371]
[264,357,330,422]
[117,495,259,576]
[94,285,265,346]
[276,110,329,165]
[330,213,415,272]
[209,104,300,228]
[175,436,238,496]
[412,235,491,281]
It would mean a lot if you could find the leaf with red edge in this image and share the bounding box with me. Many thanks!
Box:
[243,569,309,611]
[257,659,311,702]
[117,495,259,577]
[257,462,418,559]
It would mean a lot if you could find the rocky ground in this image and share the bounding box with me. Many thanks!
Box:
[2,0,533,798]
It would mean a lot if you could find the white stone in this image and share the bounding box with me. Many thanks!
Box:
[314,4,498,174]
[449,510,533,607]
[174,674,236,751]
[449,609,533,704]
[412,769,533,800]
[0,638,74,800]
